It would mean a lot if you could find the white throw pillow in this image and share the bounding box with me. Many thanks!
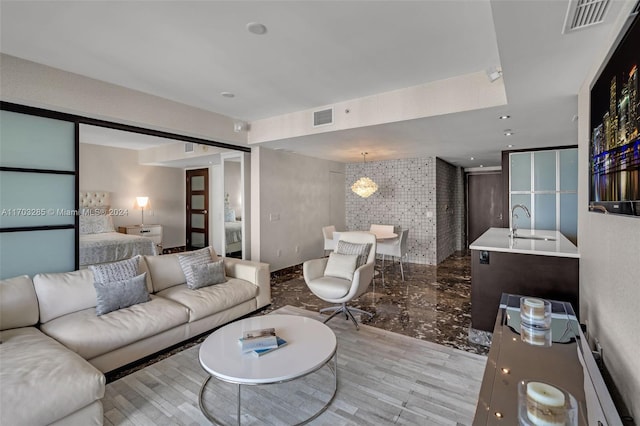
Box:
[324,252,359,281]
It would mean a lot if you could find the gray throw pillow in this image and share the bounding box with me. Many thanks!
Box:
[93,272,150,316]
[89,255,141,283]
[177,247,213,288]
[189,259,227,289]
[324,252,359,281]
[335,241,372,268]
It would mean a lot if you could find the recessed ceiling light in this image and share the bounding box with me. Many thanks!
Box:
[504,129,514,136]
[507,144,514,148]
[470,157,475,160]
[221,92,235,98]
[499,115,510,120]
[247,22,267,35]
[480,165,484,168]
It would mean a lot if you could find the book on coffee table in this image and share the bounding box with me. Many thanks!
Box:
[252,336,288,357]
[239,327,278,352]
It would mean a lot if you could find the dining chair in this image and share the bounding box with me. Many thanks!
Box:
[322,225,337,256]
[369,224,394,236]
[376,229,409,281]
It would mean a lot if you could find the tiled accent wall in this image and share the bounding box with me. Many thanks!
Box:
[346,157,437,264]
[436,159,466,263]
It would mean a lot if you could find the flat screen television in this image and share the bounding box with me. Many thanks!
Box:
[589,13,640,216]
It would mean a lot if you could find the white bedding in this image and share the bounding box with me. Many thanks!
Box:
[224,221,242,254]
[79,232,157,267]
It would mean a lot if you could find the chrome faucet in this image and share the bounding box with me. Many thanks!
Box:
[510,204,531,237]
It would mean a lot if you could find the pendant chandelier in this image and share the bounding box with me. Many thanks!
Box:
[351,152,378,198]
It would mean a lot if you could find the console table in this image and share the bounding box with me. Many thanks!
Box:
[473,293,622,425]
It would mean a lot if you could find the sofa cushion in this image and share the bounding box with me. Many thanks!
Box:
[189,259,227,289]
[177,247,214,288]
[306,276,352,300]
[40,296,188,360]
[33,269,97,323]
[0,275,39,330]
[0,327,105,426]
[324,252,358,281]
[143,247,218,293]
[89,255,140,283]
[157,278,257,322]
[94,272,150,316]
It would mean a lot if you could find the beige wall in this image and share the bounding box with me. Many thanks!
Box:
[0,54,246,145]
[577,5,640,421]
[251,147,345,271]
[79,143,185,249]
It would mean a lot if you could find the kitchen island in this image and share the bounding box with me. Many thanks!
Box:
[469,227,579,332]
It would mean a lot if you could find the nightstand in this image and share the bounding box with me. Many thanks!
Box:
[118,224,163,253]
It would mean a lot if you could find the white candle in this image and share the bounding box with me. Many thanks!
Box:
[526,382,567,426]
[524,298,545,310]
[522,297,548,321]
[527,382,565,406]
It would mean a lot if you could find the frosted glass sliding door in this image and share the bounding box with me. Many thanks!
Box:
[0,106,78,279]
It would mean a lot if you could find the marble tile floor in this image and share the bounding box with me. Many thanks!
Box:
[264,250,490,356]
[106,250,487,383]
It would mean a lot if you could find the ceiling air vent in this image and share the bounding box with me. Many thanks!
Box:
[184,142,194,153]
[313,108,333,127]
[563,0,610,33]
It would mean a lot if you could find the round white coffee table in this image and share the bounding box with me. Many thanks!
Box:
[198,314,338,425]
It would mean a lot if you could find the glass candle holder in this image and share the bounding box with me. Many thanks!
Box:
[520,324,552,347]
[520,297,552,329]
[518,380,577,425]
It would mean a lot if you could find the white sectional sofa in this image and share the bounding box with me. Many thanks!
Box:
[0,248,270,425]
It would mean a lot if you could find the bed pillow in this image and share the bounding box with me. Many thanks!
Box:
[335,241,372,269]
[79,214,115,234]
[324,252,359,281]
[189,259,227,289]
[177,247,214,287]
[93,272,150,316]
[89,255,141,283]
[224,208,236,222]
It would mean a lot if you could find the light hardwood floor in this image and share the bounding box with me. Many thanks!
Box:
[103,306,487,425]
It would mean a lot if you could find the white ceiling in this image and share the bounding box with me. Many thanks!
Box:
[0,0,630,168]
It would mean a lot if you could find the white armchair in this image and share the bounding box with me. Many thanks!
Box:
[303,232,377,329]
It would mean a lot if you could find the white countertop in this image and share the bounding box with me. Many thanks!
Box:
[469,228,579,258]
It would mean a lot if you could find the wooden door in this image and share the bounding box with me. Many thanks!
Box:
[186,168,209,251]
[467,172,504,246]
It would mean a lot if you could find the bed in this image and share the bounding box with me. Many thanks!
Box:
[224,206,242,255]
[79,191,157,267]
[224,221,242,254]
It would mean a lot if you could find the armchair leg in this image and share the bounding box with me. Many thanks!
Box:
[320,303,373,330]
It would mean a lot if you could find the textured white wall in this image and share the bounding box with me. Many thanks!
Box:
[577,5,640,421]
[346,157,438,264]
[79,143,185,249]
[254,148,345,271]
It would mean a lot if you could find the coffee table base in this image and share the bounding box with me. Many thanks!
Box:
[198,350,338,425]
